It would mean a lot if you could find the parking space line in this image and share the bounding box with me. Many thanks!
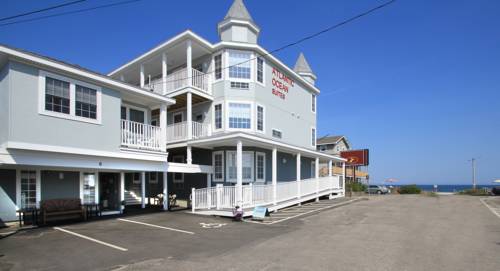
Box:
[54,227,128,252]
[117,218,195,235]
[480,198,500,219]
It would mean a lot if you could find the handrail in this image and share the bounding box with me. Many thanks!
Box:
[121,119,162,151]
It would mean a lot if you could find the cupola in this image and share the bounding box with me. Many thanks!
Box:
[293,53,317,85]
[217,0,260,44]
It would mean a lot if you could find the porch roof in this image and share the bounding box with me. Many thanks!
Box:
[188,132,346,162]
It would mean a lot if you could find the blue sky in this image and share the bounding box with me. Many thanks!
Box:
[1,0,499,185]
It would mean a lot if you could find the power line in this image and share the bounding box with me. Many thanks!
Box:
[0,0,87,22]
[145,0,397,88]
[0,0,146,27]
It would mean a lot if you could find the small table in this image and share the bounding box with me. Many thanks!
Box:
[16,208,39,227]
[83,203,101,219]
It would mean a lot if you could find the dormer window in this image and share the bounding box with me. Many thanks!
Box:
[228,51,251,80]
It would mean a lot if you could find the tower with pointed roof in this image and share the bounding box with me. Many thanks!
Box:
[294,53,317,85]
[218,0,260,44]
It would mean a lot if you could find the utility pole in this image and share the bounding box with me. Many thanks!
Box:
[470,158,477,190]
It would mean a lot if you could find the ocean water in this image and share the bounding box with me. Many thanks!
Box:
[390,185,497,193]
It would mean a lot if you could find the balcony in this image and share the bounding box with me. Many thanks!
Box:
[144,68,210,96]
[121,120,164,152]
[166,121,211,143]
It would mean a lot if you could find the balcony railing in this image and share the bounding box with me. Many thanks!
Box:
[145,68,210,96]
[121,119,163,152]
[166,121,211,143]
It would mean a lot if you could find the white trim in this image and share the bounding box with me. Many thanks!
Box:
[226,49,253,83]
[311,127,317,148]
[172,155,184,183]
[256,55,266,87]
[15,169,40,209]
[0,45,174,104]
[226,150,254,183]
[212,52,224,83]
[212,151,224,182]
[255,103,265,134]
[272,128,282,140]
[167,162,213,174]
[311,93,316,114]
[255,152,266,183]
[226,100,254,132]
[121,102,149,124]
[38,70,103,125]
[212,102,224,132]
[172,111,184,123]
[217,19,260,35]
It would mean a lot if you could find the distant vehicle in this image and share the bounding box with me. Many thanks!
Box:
[492,187,500,196]
[366,185,389,194]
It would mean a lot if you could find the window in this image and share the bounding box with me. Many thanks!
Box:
[45,77,70,114]
[256,152,265,182]
[214,104,222,130]
[228,103,251,129]
[228,51,251,79]
[257,57,264,83]
[149,172,158,184]
[311,128,316,147]
[256,105,264,132]
[214,54,222,80]
[272,129,282,139]
[230,82,249,89]
[121,106,127,120]
[83,173,96,204]
[213,151,224,182]
[133,173,141,184]
[319,145,327,151]
[75,85,97,119]
[173,156,184,184]
[20,170,37,209]
[226,151,254,182]
[311,94,316,113]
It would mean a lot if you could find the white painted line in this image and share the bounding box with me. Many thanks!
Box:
[267,199,360,225]
[117,218,195,235]
[54,227,128,252]
[480,198,500,219]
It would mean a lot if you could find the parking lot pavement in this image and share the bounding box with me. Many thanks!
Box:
[480,197,500,218]
[1,195,499,271]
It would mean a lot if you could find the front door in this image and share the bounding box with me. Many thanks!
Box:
[99,173,120,211]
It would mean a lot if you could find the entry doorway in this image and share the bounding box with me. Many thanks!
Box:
[99,173,120,211]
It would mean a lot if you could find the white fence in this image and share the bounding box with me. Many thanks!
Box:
[121,119,163,151]
[166,121,211,142]
[145,68,210,95]
[192,175,344,212]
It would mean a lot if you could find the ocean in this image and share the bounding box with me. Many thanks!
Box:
[390,184,496,193]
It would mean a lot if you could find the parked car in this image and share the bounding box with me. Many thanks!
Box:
[366,185,389,194]
[491,187,500,196]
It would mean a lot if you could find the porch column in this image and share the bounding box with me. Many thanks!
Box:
[160,104,167,151]
[236,140,243,205]
[186,145,192,165]
[272,147,277,205]
[186,39,192,87]
[328,160,333,177]
[187,91,192,140]
[207,173,212,209]
[140,63,145,88]
[120,172,125,212]
[162,52,167,94]
[315,157,320,202]
[141,172,146,208]
[162,172,168,211]
[296,153,301,204]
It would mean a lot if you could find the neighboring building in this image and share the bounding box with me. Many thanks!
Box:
[0,0,346,221]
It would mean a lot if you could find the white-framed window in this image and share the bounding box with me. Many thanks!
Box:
[230,82,249,89]
[172,155,184,184]
[256,57,265,85]
[311,94,316,113]
[39,70,102,124]
[272,129,282,139]
[132,172,141,184]
[256,104,264,132]
[226,151,254,182]
[256,152,266,182]
[228,50,252,80]
[227,102,252,130]
[214,54,222,80]
[19,170,37,209]
[214,103,223,130]
[311,127,316,147]
[213,151,224,182]
[82,173,97,204]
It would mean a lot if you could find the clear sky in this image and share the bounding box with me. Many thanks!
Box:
[1,0,499,185]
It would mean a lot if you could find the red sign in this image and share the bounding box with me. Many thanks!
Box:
[271,67,294,100]
[340,149,369,166]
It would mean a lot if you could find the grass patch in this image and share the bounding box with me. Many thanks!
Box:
[457,189,490,196]
[399,184,422,194]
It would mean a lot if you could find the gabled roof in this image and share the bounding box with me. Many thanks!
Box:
[294,53,314,74]
[317,135,344,145]
[224,0,254,22]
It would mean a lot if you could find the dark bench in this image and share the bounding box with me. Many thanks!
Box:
[40,199,87,225]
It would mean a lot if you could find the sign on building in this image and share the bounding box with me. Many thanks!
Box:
[340,149,369,166]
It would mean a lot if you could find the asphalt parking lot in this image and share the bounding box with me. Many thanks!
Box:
[1,195,499,271]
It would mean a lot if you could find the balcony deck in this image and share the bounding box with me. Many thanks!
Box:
[143,68,211,97]
[121,119,165,152]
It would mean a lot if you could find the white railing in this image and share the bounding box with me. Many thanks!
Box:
[145,68,210,96]
[166,121,211,143]
[121,119,163,151]
[192,175,345,212]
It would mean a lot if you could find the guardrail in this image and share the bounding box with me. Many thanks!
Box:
[166,121,210,143]
[121,119,163,151]
[145,68,211,95]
